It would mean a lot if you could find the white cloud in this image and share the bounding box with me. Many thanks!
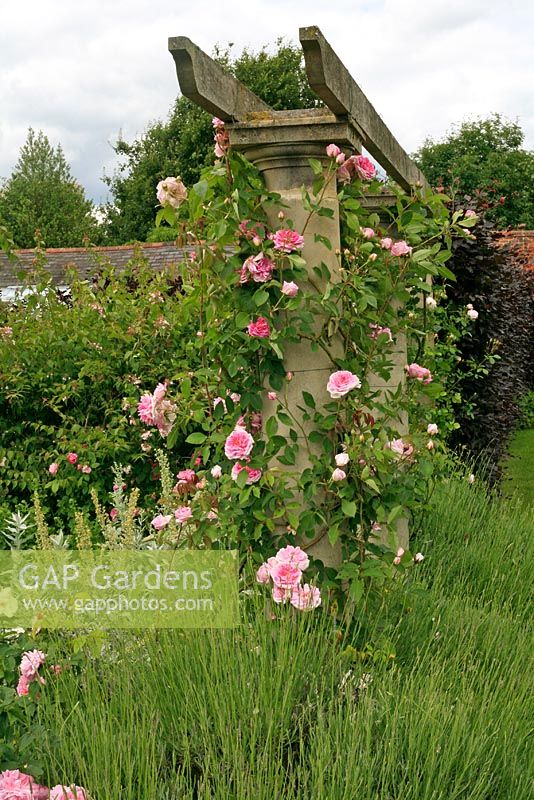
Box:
[1,0,532,201]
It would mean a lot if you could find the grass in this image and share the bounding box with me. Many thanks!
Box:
[502,428,534,505]
[36,475,533,799]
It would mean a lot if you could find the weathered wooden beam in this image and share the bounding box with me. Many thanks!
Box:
[299,26,427,190]
[168,36,272,122]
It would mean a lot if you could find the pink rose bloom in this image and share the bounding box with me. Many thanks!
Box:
[20,650,46,680]
[271,585,291,604]
[156,177,187,209]
[270,561,302,589]
[361,227,375,239]
[250,412,262,433]
[427,423,438,435]
[0,770,48,800]
[211,465,222,479]
[272,229,304,253]
[177,469,197,484]
[465,209,477,218]
[267,391,277,400]
[66,452,78,465]
[212,117,225,129]
[406,363,432,384]
[286,371,293,381]
[368,323,393,342]
[390,240,412,257]
[213,396,227,411]
[352,154,376,180]
[224,427,254,460]
[256,563,271,584]
[326,143,341,158]
[335,452,350,467]
[247,317,271,338]
[369,253,377,261]
[327,370,361,399]
[426,440,435,450]
[16,676,30,696]
[151,514,172,531]
[290,584,321,611]
[137,393,155,425]
[467,308,479,320]
[240,253,274,284]
[151,382,177,437]
[49,786,87,800]
[0,326,13,336]
[48,462,59,475]
[393,546,405,565]
[332,468,346,482]
[231,462,262,484]
[387,439,414,458]
[229,392,241,403]
[110,508,119,520]
[281,281,299,297]
[414,552,425,563]
[275,545,309,571]
[380,237,393,249]
[81,465,92,474]
[206,509,218,521]
[174,506,193,523]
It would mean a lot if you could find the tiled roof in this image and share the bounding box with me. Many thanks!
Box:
[493,229,534,271]
[0,242,193,289]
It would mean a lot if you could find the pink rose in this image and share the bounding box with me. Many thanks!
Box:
[414,552,425,563]
[426,440,435,450]
[290,584,321,611]
[81,465,92,474]
[137,393,155,425]
[467,308,479,320]
[256,563,271,584]
[230,462,262,485]
[387,439,414,458]
[326,370,361,399]
[326,143,341,158]
[151,514,172,531]
[240,253,274,284]
[247,317,271,338]
[275,545,309,571]
[0,770,49,800]
[110,508,119,520]
[272,229,304,253]
[368,324,393,342]
[174,506,193,523]
[177,469,197,485]
[390,240,412,257]
[281,281,299,297]
[48,462,59,475]
[369,253,377,261]
[156,177,187,209]
[20,650,46,680]
[427,423,438,435]
[49,786,88,800]
[270,561,302,589]
[406,363,432,384]
[267,391,277,400]
[271,585,292,604]
[67,452,78,465]
[151,382,177,437]
[335,452,349,467]
[465,209,477,218]
[380,237,393,249]
[393,546,405,565]
[361,227,375,239]
[332,468,346,482]
[16,676,30,696]
[352,154,376,180]
[211,465,222,479]
[224,427,254,460]
[212,117,225,129]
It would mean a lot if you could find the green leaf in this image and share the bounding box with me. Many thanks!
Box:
[186,432,207,444]
[341,500,357,518]
[349,578,364,603]
[302,391,316,409]
[253,289,269,306]
[309,158,323,176]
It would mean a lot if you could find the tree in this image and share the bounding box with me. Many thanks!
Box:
[104,40,321,244]
[0,128,99,248]
[413,114,534,228]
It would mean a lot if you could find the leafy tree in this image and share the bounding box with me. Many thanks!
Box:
[0,128,100,248]
[104,40,321,244]
[413,114,534,228]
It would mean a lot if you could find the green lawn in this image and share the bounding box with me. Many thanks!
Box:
[34,474,533,800]
[503,428,534,505]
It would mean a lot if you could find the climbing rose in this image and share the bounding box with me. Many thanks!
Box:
[387,439,414,458]
[49,786,88,800]
[427,423,438,435]
[393,546,405,565]
[426,440,435,450]
[211,465,222,479]
[368,323,393,341]
[177,469,196,485]
[231,462,262,484]
[281,281,299,297]
[327,370,361,398]
[467,308,479,320]
[380,237,393,249]
[138,383,177,437]
[16,675,30,696]
[272,585,292,603]
[48,462,59,475]
[326,143,341,158]
[338,154,376,182]
[156,177,187,209]
[390,240,412,256]
[275,545,309,571]
[272,229,304,253]
[332,468,346,482]
[425,296,437,310]
[247,317,271,338]
[137,393,154,425]
[270,561,302,590]
[465,209,477,218]
[224,427,254,460]
[290,584,321,611]
[335,452,350,467]
[81,465,92,474]
[174,506,193,523]
[151,514,172,531]
[267,391,277,400]
[67,452,78,464]
[361,227,375,239]
[239,253,274,284]
[0,770,49,800]
[406,363,432,384]
[256,563,271,584]
[20,650,46,680]
[414,552,425,563]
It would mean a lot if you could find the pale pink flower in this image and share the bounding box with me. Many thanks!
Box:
[467,308,479,320]
[151,382,177,437]
[271,585,292,604]
[371,521,382,532]
[137,393,155,425]
[250,412,262,433]
[267,391,277,400]
[336,152,346,164]
[177,469,196,484]
[406,363,432,384]
[81,465,92,474]
[338,154,376,182]
[20,650,46,680]
[211,465,222,479]
[380,237,393,249]
[224,427,254,460]
[272,229,304,253]
[174,506,193,523]
[465,209,477,218]
[16,675,30,696]
[286,371,293,381]
[275,545,309,571]
[290,584,321,611]
[0,770,49,800]
[335,452,350,467]
[230,462,262,484]
[393,546,405,565]
[0,326,13,336]
[368,323,393,342]
[256,563,271,584]
[427,423,438,435]
[468,473,476,484]
[66,452,78,465]
[240,253,274,284]
[110,508,119,520]
[270,561,302,589]
[369,253,378,261]
[327,370,361,399]
[426,440,435,450]
[48,462,59,475]
[387,439,414,458]
[247,317,271,338]
[281,281,299,297]
[49,786,87,800]
[425,296,437,310]
[332,468,346,482]
[414,552,425,563]
[390,240,412,257]
[213,396,227,412]
[326,143,341,158]
[206,510,218,521]
[156,177,187,209]
[212,117,225,129]
[361,227,375,239]
[151,514,172,531]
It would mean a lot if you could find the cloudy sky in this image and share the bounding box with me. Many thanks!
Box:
[1,0,532,203]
